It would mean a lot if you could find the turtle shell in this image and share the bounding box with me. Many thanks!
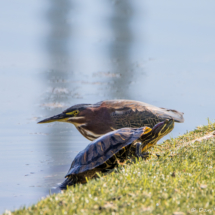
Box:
[65,127,145,177]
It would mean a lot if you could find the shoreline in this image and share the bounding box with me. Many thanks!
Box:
[5,122,215,215]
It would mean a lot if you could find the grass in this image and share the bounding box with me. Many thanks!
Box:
[6,122,215,215]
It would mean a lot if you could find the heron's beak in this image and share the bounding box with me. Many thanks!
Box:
[38,113,66,124]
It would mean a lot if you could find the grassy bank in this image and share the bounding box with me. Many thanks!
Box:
[7,122,215,215]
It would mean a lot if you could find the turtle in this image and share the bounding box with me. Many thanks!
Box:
[38,99,184,141]
[59,119,174,189]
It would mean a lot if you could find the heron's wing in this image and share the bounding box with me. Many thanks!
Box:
[110,106,160,129]
[158,108,184,123]
[109,101,184,129]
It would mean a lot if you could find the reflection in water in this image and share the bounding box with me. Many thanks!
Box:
[45,0,72,75]
[43,0,73,186]
[107,0,134,99]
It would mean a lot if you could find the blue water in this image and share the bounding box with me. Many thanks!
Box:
[1,0,215,213]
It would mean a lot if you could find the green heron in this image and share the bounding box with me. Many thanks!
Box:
[38,100,184,141]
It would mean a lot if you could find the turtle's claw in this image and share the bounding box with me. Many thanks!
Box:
[141,152,150,160]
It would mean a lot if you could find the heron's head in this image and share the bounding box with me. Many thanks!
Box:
[38,104,92,126]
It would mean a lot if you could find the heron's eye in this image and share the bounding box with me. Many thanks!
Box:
[66,110,79,116]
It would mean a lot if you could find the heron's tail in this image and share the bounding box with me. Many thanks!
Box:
[160,108,184,123]
[59,176,76,190]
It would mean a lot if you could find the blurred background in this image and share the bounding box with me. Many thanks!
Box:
[0,0,215,213]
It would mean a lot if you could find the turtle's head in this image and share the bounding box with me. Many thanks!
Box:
[38,104,92,126]
[140,119,174,152]
[151,119,174,138]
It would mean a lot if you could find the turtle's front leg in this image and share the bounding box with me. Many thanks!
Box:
[135,142,146,158]
[135,142,151,160]
[135,142,161,159]
[135,142,142,157]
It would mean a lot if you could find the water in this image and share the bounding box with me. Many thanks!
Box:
[1,0,215,213]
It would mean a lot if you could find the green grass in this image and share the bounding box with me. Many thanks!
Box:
[7,122,215,215]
